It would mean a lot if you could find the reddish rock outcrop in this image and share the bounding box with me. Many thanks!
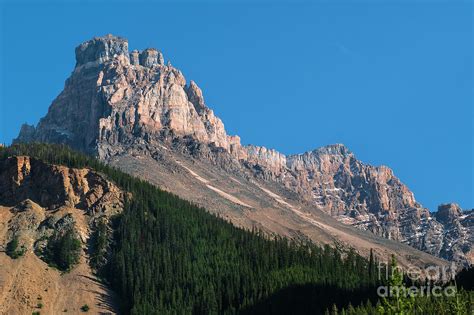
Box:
[0,156,124,214]
[0,155,123,313]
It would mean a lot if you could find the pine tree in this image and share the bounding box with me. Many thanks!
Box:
[4,143,472,315]
[378,255,414,315]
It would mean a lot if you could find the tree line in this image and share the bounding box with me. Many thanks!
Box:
[1,143,472,314]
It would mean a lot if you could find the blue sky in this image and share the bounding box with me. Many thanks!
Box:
[0,1,472,211]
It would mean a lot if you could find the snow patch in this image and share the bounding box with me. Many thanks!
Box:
[324,188,343,192]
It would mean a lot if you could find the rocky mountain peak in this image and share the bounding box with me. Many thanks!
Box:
[138,48,165,67]
[74,34,166,71]
[435,203,463,223]
[16,123,36,143]
[286,144,353,170]
[311,143,353,157]
[13,34,473,266]
[75,34,129,68]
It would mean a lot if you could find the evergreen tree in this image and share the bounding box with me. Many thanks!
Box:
[42,228,81,271]
[2,143,472,315]
[6,235,25,259]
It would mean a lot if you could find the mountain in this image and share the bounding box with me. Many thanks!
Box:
[15,34,472,266]
[2,144,472,314]
[0,145,383,314]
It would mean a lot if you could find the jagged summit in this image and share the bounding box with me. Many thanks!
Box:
[286,144,353,161]
[16,34,240,155]
[14,35,473,266]
[135,48,165,67]
[75,34,165,70]
[435,203,463,223]
[311,143,352,156]
[16,34,354,169]
[75,34,128,67]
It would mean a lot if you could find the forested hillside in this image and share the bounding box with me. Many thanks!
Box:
[1,143,472,315]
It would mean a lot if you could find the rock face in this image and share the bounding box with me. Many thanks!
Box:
[0,155,123,314]
[0,155,124,214]
[433,204,474,264]
[15,34,473,266]
[75,34,129,68]
[277,147,472,266]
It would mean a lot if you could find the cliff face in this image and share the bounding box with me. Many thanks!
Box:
[278,147,472,266]
[15,34,472,266]
[0,155,123,214]
[0,155,123,314]
[434,204,474,263]
[16,34,240,157]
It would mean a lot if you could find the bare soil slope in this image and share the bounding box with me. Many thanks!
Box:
[110,149,448,269]
[0,156,124,314]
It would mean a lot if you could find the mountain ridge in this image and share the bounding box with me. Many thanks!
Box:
[15,34,473,266]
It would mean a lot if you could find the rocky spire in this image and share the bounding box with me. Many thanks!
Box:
[15,123,36,143]
[130,49,140,65]
[186,81,207,114]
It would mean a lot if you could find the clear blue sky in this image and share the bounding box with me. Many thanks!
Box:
[0,1,472,211]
